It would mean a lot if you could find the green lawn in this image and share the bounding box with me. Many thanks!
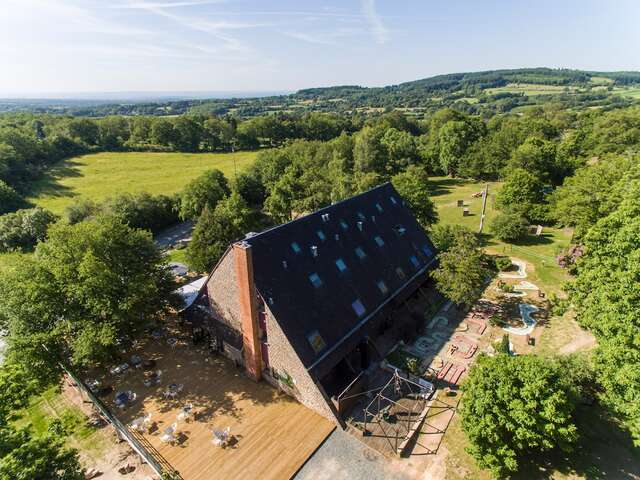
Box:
[430,176,572,294]
[14,387,110,461]
[27,151,259,215]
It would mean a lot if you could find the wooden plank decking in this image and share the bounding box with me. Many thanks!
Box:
[100,323,334,480]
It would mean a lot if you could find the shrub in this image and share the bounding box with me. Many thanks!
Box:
[498,334,510,354]
[0,180,26,215]
[495,256,513,271]
[0,207,57,252]
[490,212,529,242]
[549,293,570,316]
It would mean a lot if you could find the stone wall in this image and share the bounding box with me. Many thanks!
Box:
[264,307,341,424]
[205,249,242,332]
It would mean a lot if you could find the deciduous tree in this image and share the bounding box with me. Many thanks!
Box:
[461,355,578,478]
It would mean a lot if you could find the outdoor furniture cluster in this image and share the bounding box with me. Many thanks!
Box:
[163,383,184,399]
[212,426,232,447]
[115,390,137,409]
[129,413,153,433]
[143,370,162,387]
[160,422,179,444]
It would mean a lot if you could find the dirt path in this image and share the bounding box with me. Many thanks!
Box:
[559,330,597,354]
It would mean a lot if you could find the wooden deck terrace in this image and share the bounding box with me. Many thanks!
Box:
[94,320,334,480]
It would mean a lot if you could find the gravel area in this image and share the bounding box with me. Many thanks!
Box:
[294,429,418,480]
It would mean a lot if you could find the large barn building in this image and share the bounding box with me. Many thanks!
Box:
[184,182,440,425]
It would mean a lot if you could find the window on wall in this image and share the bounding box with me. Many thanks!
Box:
[316,230,326,241]
[410,255,420,268]
[396,267,406,280]
[390,196,398,205]
[335,258,348,272]
[351,299,366,317]
[308,273,323,288]
[357,212,366,220]
[355,246,366,259]
[374,235,385,247]
[307,330,327,354]
[375,203,384,213]
[340,219,348,231]
[376,279,389,295]
[422,245,433,257]
[291,242,301,254]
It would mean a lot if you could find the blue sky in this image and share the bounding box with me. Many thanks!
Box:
[1,0,639,96]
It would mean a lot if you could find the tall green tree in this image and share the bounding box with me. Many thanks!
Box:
[461,355,579,478]
[490,212,529,242]
[0,181,26,215]
[569,188,640,443]
[0,207,57,252]
[429,224,479,253]
[431,237,488,305]
[187,193,254,272]
[495,168,546,222]
[391,165,438,228]
[179,169,230,220]
[0,216,177,373]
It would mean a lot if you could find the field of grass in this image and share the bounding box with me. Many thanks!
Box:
[14,386,110,461]
[614,86,640,99]
[430,176,572,294]
[27,151,258,215]
[485,83,576,96]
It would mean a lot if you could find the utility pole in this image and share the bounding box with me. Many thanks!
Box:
[478,183,489,234]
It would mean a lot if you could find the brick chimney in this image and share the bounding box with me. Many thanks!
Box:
[233,241,262,381]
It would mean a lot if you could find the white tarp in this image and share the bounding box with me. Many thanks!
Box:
[174,276,207,312]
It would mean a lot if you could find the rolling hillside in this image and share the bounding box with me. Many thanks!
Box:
[3,68,640,118]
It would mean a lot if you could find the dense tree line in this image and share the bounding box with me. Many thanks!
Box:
[0,111,357,209]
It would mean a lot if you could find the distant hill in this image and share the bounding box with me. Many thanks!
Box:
[2,68,640,118]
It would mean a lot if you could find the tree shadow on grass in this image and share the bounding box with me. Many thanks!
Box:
[429,177,474,197]
[482,233,555,250]
[514,404,640,480]
[26,160,84,200]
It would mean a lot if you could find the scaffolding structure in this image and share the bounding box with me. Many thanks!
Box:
[361,370,432,455]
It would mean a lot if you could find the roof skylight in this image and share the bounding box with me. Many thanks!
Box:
[351,299,366,317]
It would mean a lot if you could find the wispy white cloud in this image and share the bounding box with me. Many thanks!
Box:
[112,0,225,10]
[360,0,389,44]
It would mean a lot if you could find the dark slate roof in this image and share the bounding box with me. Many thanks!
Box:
[244,182,438,375]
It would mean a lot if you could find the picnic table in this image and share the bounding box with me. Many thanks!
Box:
[130,355,143,368]
[110,363,129,375]
[212,427,231,447]
[115,390,136,408]
[85,379,100,392]
[151,329,163,341]
[163,383,184,399]
[177,404,194,421]
[143,370,162,387]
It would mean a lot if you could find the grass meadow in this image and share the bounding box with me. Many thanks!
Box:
[27,151,259,215]
[430,176,572,294]
[0,151,258,273]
